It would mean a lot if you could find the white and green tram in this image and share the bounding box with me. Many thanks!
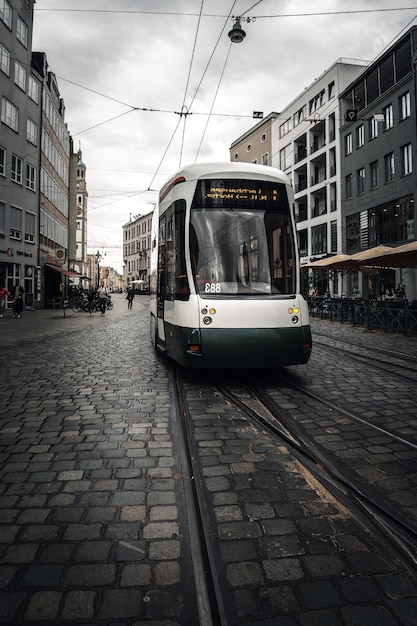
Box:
[150,162,312,368]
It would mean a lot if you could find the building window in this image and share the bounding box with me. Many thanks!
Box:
[0,43,10,76]
[399,92,410,120]
[0,201,5,237]
[345,174,352,200]
[1,97,18,131]
[356,124,365,148]
[344,133,352,156]
[383,104,393,130]
[261,133,267,142]
[25,212,35,243]
[261,152,268,166]
[401,143,412,176]
[369,117,378,140]
[279,144,291,170]
[10,206,22,240]
[26,163,36,191]
[28,76,39,103]
[357,168,365,195]
[279,117,292,138]
[0,145,5,176]
[246,143,252,152]
[16,17,28,48]
[328,81,335,99]
[311,223,327,255]
[298,228,308,256]
[293,106,305,127]
[384,152,395,183]
[330,220,338,252]
[0,1,12,28]
[14,61,26,91]
[370,161,379,189]
[27,118,37,145]
[309,89,325,114]
[11,155,23,184]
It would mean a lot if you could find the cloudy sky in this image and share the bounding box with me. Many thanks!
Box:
[32,1,417,271]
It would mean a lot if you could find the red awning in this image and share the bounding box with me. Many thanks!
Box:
[45,264,80,277]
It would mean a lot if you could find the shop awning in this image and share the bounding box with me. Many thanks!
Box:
[45,264,81,277]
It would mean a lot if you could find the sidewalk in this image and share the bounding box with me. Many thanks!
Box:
[0,293,139,346]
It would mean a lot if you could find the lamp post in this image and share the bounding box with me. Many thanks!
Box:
[95,250,102,289]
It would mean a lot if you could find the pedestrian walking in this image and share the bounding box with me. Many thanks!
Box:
[11,281,24,318]
[0,284,10,318]
[87,285,96,314]
[97,282,108,315]
[126,287,135,309]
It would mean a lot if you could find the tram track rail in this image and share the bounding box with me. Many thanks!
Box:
[171,356,417,624]
[312,334,417,381]
[209,374,417,571]
[173,363,228,626]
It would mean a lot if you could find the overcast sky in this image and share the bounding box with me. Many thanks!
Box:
[32,1,417,271]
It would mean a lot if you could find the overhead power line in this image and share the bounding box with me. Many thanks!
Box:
[33,7,417,18]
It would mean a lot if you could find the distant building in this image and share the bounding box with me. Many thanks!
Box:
[230,112,279,166]
[69,144,89,282]
[123,211,153,291]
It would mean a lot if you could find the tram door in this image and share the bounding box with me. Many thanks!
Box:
[156,200,188,345]
[156,216,167,343]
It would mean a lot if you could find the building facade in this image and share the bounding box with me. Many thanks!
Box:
[123,211,153,291]
[1,1,90,308]
[229,60,369,297]
[229,112,279,166]
[0,0,40,307]
[340,27,417,300]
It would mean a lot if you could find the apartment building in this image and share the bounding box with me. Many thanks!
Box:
[340,27,417,300]
[273,59,370,268]
[230,112,279,166]
[1,0,90,308]
[229,59,369,295]
[123,211,153,291]
[0,0,40,307]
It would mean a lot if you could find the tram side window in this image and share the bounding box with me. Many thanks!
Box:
[159,200,189,302]
[270,221,294,293]
[174,200,189,300]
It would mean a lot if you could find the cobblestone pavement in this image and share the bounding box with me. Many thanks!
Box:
[0,295,201,625]
[1,300,417,625]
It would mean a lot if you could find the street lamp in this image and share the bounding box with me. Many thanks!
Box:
[95,250,102,289]
[228,17,246,43]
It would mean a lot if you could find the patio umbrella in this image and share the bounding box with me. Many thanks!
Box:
[360,241,417,268]
[349,245,393,265]
[303,254,355,270]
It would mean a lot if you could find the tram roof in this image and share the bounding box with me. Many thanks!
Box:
[159,162,291,202]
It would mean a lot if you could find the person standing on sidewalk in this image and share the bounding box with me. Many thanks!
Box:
[11,281,24,318]
[97,282,108,315]
[127,287,134,309]
[0,284,10,318]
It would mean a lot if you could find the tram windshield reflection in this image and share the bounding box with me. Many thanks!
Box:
[190,207,295,296]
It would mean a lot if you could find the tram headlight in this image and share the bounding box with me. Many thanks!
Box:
[209,308,216,315]
[203,316,212,325]
[201,308,208,314]
[292,315,299,324]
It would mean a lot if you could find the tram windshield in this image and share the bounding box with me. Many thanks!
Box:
[190,179,296,297]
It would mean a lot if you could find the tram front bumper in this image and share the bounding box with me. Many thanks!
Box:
[178,325,312,368]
